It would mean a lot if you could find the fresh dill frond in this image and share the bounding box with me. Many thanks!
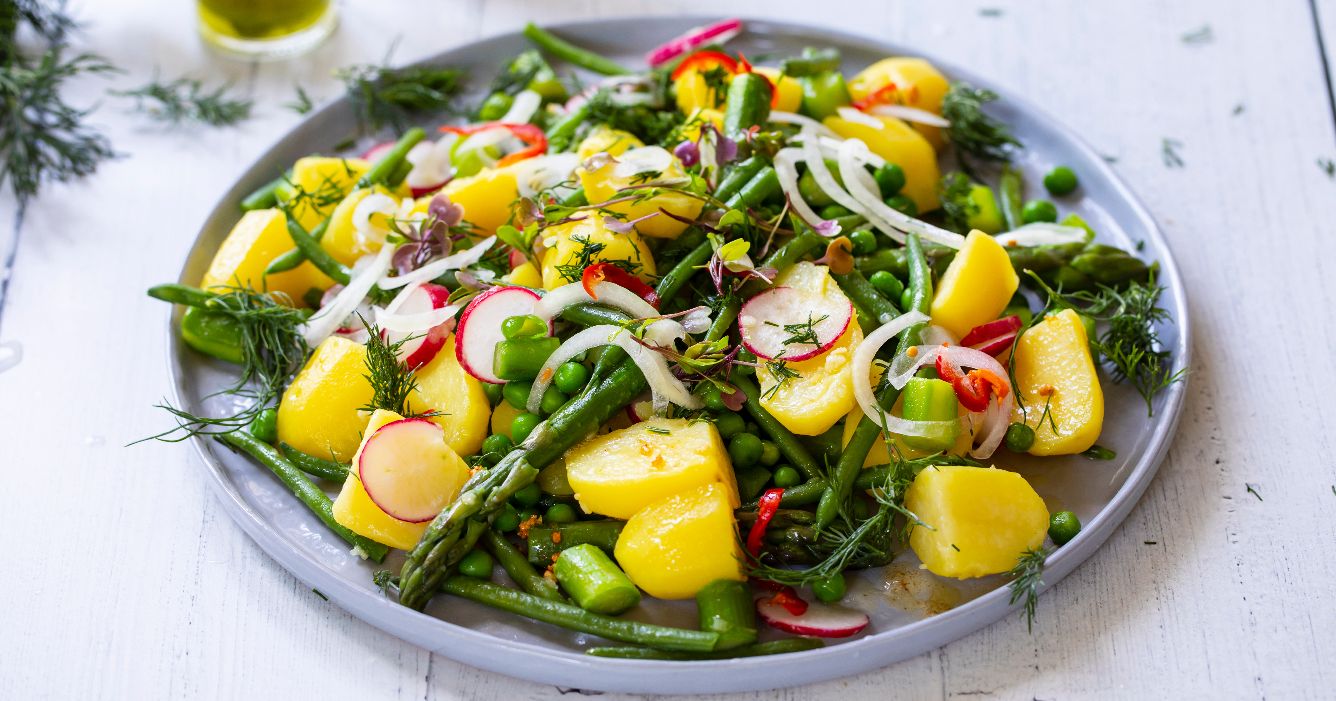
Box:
[760,357,799,400]
[553,233,641,283]
[766,313,829,348]
[286,85,315,115]
[941,82,1019,163]
[1245,483,1263,502]
[1319,158,1335,179]
[583,87,683,145]
[1180,24,1213,45]
[937,171,978,233]
[1161,138,1184,168]
[113,76,252,126]
[1007,546,1051,633]
[360,316,424,417]
[336,61,464,133]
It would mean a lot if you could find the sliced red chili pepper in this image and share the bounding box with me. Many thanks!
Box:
[670,50,740,80]
[766,585,809,616]
[581,262,661,309]
[969,368,1010,401]
[936,355,1010,411]
[745,488,784,557]
[851,82,900,111]
[952,373,992,413]
[935,353,964,384]
[438,122,547,167]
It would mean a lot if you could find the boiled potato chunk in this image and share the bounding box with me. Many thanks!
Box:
[848,57,950,148]
[330,410,428,550]
[824,114,940,214]
[440,167,520,235]
[409,335,491,457]
[277,157,370,231]
[199,209,327,303]
[757,263,862,436]
[905,465,1049,578]
[504,260,543,288]
[577,126,643,161]
[754,67,803,113]
[579,145,701,239]
[564,417,739,520]
[1011,309,1104,455]
[614,483,747,599]
[490,401,523,440]
[276,337,371,463]
[930,230,1019,338]
[321,186,400,266]
[539,216,656,290]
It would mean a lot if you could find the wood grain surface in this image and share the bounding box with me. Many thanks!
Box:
[1,1,1333,698]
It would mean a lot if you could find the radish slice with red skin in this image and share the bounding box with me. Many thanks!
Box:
[644,18,744,68]
[625,394,655,423]
[455,286,549,384]
[362,141,396,162]
[959,315,1023,357]
[739,286,852,361]
[357,418,467,523]
[756,596,869,638]
[377,283,455,369]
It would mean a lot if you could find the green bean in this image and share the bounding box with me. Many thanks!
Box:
[546,101,593,153]
[386,158,413,188]
[552,543,640,615]
[482,529,564,602]
[526,520,624,565]
[655,240,713,303]
[286,218,351,285]
[724,167,780,210]
[279,443,351,482]
[713,156,766,203]
[723,72,772,139]
[732,375,823,481]
[240,175,286,211]
[587,638,825,659]
[834,270,901,327]
[999,165,1025,231]
[218,431,387,562]
[148,283,216,308]
[522,23,628,76]
[816,233,931,529]
[695,579,757,650]
[441,577,718,651]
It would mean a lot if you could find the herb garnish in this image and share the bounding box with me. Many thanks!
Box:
[1319,158,1335,179]
[360,316,430,418]
[760,356,800,400]
[1245,483,1263,502]
[1007,546,1051,632]
[113,77,252,126]
[938,171,978,233]
[286,85,316,115]
[767,313,829,348]
[1161,138,1184,168]
[337,60,464,133]
[942,82,1020,164]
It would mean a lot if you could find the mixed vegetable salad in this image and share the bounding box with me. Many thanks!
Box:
[148,20,1182,658]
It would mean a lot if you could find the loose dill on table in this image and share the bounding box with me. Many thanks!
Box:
[113,76,252,126]
[1007,546,1051,633]
[285,85,315,115]
[336,60,464,134]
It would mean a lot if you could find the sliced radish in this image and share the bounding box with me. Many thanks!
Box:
[959,315,1023,357]
[757,594,869,638]
[455,286,548,384]
[739,286,852,361]
[625,393,655,423]
[378,283,455,369]
[362,141,396,162]
[645,18,744,67]
[358,418,465,523]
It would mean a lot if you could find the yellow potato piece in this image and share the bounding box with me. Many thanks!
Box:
[490,401,523,440]
[930,230,1019,338]
[1011,309,1104,455]
[674,68,727,114]
[753,67,802,113]
[330,410,428,550]
[277,157,370,232]
[440,167,520,235]
[276,337,372,463]
[564,417,739,520]
[539,216,656,290]
[199,209,328,303]
[410,335,491,457]
[848,57,950,149]
[504,261,543,288]
[824,114,940,214]
[576,126,643,161]
[578,145,701,239]
[756,263,862,436]
[614,483,746,599]
[904,465,1049,578]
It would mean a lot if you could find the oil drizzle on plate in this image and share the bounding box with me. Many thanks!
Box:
[879,563,962,616]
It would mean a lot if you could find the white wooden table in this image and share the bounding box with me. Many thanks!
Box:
[2,0,1334,698]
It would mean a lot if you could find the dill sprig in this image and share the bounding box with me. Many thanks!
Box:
[942,82,1019,163]
[760,356,799,400]
[766,313,829,348]
[336,61,464,133]
[145,286,309,442]
[1007,546,1051,632]
[937,171,978,233]
[286,85,315,115]
[113,76,252,126]
[360,316,425,417]
[583,86,683,145]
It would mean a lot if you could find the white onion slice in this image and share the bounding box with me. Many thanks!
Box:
[405,135,456,190]
[524,323,700,417]
[920,324,957,347]
[532,281,659,322]
[768,111,840,139]
[612,146,675,179]
[352,193,399,233]
[836,106,885,129]
[512,153,580,198]
[773,148,829,231]
[302,245,396,347]
[868,104,950,128]
[457,90,542,156]
[373,304,458,334]
[836,139,965,249]
[378,236,496,290]
[994,223,1089,248]
[850,311,959,438]
[798,130,898,235]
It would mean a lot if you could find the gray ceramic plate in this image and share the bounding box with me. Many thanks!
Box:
[169,17,1191,694]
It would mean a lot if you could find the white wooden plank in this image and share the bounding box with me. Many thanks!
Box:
[1,0,1334,699]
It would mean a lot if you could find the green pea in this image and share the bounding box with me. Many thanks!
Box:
[1021,199,1059,224]
[819,204,853,219]
[494,504,521,532]
[512,483,542,507]
[545,503,578,524]
[702,384,728,412]
[811,572,847,602]
[248,408,278,444]
[481,433,514,460]
[477,92,513,121]
[886,194,917,217]
[540,386,569,415]
[728,433,764,467]
[759,440,781,467]
[482,381,504,407]
[1049,510,1082,545]
[848,229,878,255]
[501,314,549,340]
[510,412,542,443]
[1043,166,1079,196]
[458,549,494,578]
[503,380,532,410]
[874,163,906,197]
[868,270,904,301]
[552,361,590,395]
[772,465,801,488]
[714,412,746,439]
[1004,422,1036,452]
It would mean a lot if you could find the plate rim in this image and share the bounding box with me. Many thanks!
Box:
[168,15,1192,694]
